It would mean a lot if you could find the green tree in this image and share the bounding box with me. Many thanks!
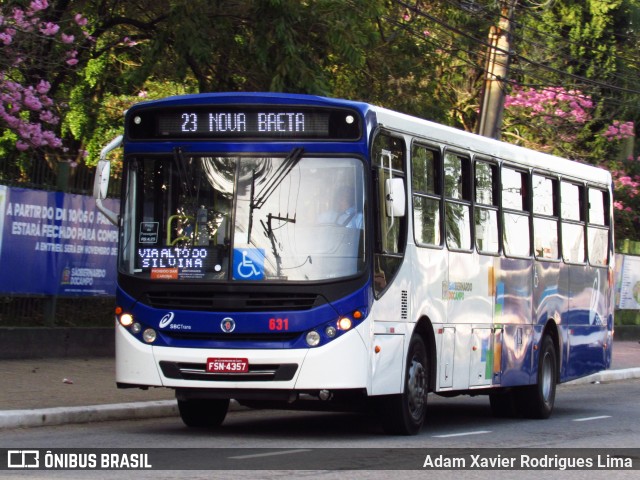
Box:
[502,0,640,240]
[3,0,640,242]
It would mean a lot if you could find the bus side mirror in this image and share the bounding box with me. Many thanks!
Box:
[385,178,406,217]
[93,160,111,200]
[93,135,122,225]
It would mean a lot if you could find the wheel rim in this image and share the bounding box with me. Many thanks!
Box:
[407,355,427,420]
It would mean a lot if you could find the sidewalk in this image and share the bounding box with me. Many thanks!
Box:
[1,341,639,429]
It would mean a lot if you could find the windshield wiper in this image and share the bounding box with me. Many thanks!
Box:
[251,147,304,210]
[247,146,304,239]
[173,147,196,201]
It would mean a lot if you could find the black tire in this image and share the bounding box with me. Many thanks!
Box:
[517,335,557,419]
[380,334,429,435]
[177,398,229,428]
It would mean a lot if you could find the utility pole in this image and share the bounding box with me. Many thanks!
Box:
[477,0,518,140]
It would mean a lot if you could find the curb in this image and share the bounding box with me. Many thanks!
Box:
[565,367,640,385]
[0,400,178,430]
[1,370,639,430]
[0,399,249,430]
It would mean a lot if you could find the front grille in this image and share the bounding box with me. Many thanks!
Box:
[160,361,298,382]
[146,291,323,312]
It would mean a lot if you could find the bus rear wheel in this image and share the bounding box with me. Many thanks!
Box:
[380,334,428,435]
[517,335,557,419]
[177,398,230,428]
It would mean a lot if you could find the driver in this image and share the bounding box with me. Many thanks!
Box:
[317,186,362,228]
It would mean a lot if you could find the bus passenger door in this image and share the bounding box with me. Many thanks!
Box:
[369,133,410,395]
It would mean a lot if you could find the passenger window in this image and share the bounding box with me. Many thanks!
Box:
[474,161,499,254]
[444,152,471,250]
[502,167,530,257]
[561,182,582,221]
[533,176,555,216]
[561,181,585,263]
[475,161,495,205]
[532,175,559,260]
[412,145,441,246]
[587,188,609,266]
[588,189,606,226]
[502,168,528,211]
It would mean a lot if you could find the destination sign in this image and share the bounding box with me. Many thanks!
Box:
[126,106,361,140]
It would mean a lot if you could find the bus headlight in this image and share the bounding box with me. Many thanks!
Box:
[306,331,321,347]
[142,328,157,343]
[338,317,352,330]
[119,313,134,327]
[325,326,337,338]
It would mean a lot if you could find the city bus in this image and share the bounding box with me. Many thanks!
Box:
[94,92,614,435]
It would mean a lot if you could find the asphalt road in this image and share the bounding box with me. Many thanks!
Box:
[1,378,639,479]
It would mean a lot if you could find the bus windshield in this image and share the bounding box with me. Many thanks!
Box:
[121,153,366,282]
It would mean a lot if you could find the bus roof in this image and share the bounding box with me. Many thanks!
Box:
[372,105,612,187]
[127,92,371,111]
[127,92,611,187]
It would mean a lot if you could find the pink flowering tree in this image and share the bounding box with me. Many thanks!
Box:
[503,84,639,240]
[607,125,638,240]
[0,0,90,154]
[502,86,597,156]
[603,121,635,142]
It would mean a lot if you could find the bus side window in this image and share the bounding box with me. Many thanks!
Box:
[532,174,559,260]
[444,152,472,250]
[412,144,441,246]
[502,167,531,257]
[561,181,586,264]
[475,160,499,254]
[587,188,609,266]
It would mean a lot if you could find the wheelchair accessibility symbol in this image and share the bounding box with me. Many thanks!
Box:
[233,248,265,280]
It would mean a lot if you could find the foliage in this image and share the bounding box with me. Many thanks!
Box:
[1,0,640,240]
[503,0,640,241]
[0,0,89,151]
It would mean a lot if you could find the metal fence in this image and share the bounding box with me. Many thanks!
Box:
[0,156,121,196]
[0,156,121,327]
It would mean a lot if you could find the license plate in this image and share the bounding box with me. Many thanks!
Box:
[206,358,249,373]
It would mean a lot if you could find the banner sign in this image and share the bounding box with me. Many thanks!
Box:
[615,253,640,310]
[0,186,119,296]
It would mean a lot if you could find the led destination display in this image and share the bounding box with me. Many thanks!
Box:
[127,106,361,140]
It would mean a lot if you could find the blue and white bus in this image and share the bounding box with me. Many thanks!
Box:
[95,93,614,435]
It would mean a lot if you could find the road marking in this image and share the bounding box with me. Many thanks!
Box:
[230,449,312,460]
[433,430,492,438]
[573,415,612,422]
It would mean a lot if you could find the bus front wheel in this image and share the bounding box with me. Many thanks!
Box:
[380,334,428,435]
[177,398,229,428]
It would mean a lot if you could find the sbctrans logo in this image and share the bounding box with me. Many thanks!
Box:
[159,312,175,328]
[7,450,39,468]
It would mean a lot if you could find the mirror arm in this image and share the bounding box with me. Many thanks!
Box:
[93,135,122,226]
